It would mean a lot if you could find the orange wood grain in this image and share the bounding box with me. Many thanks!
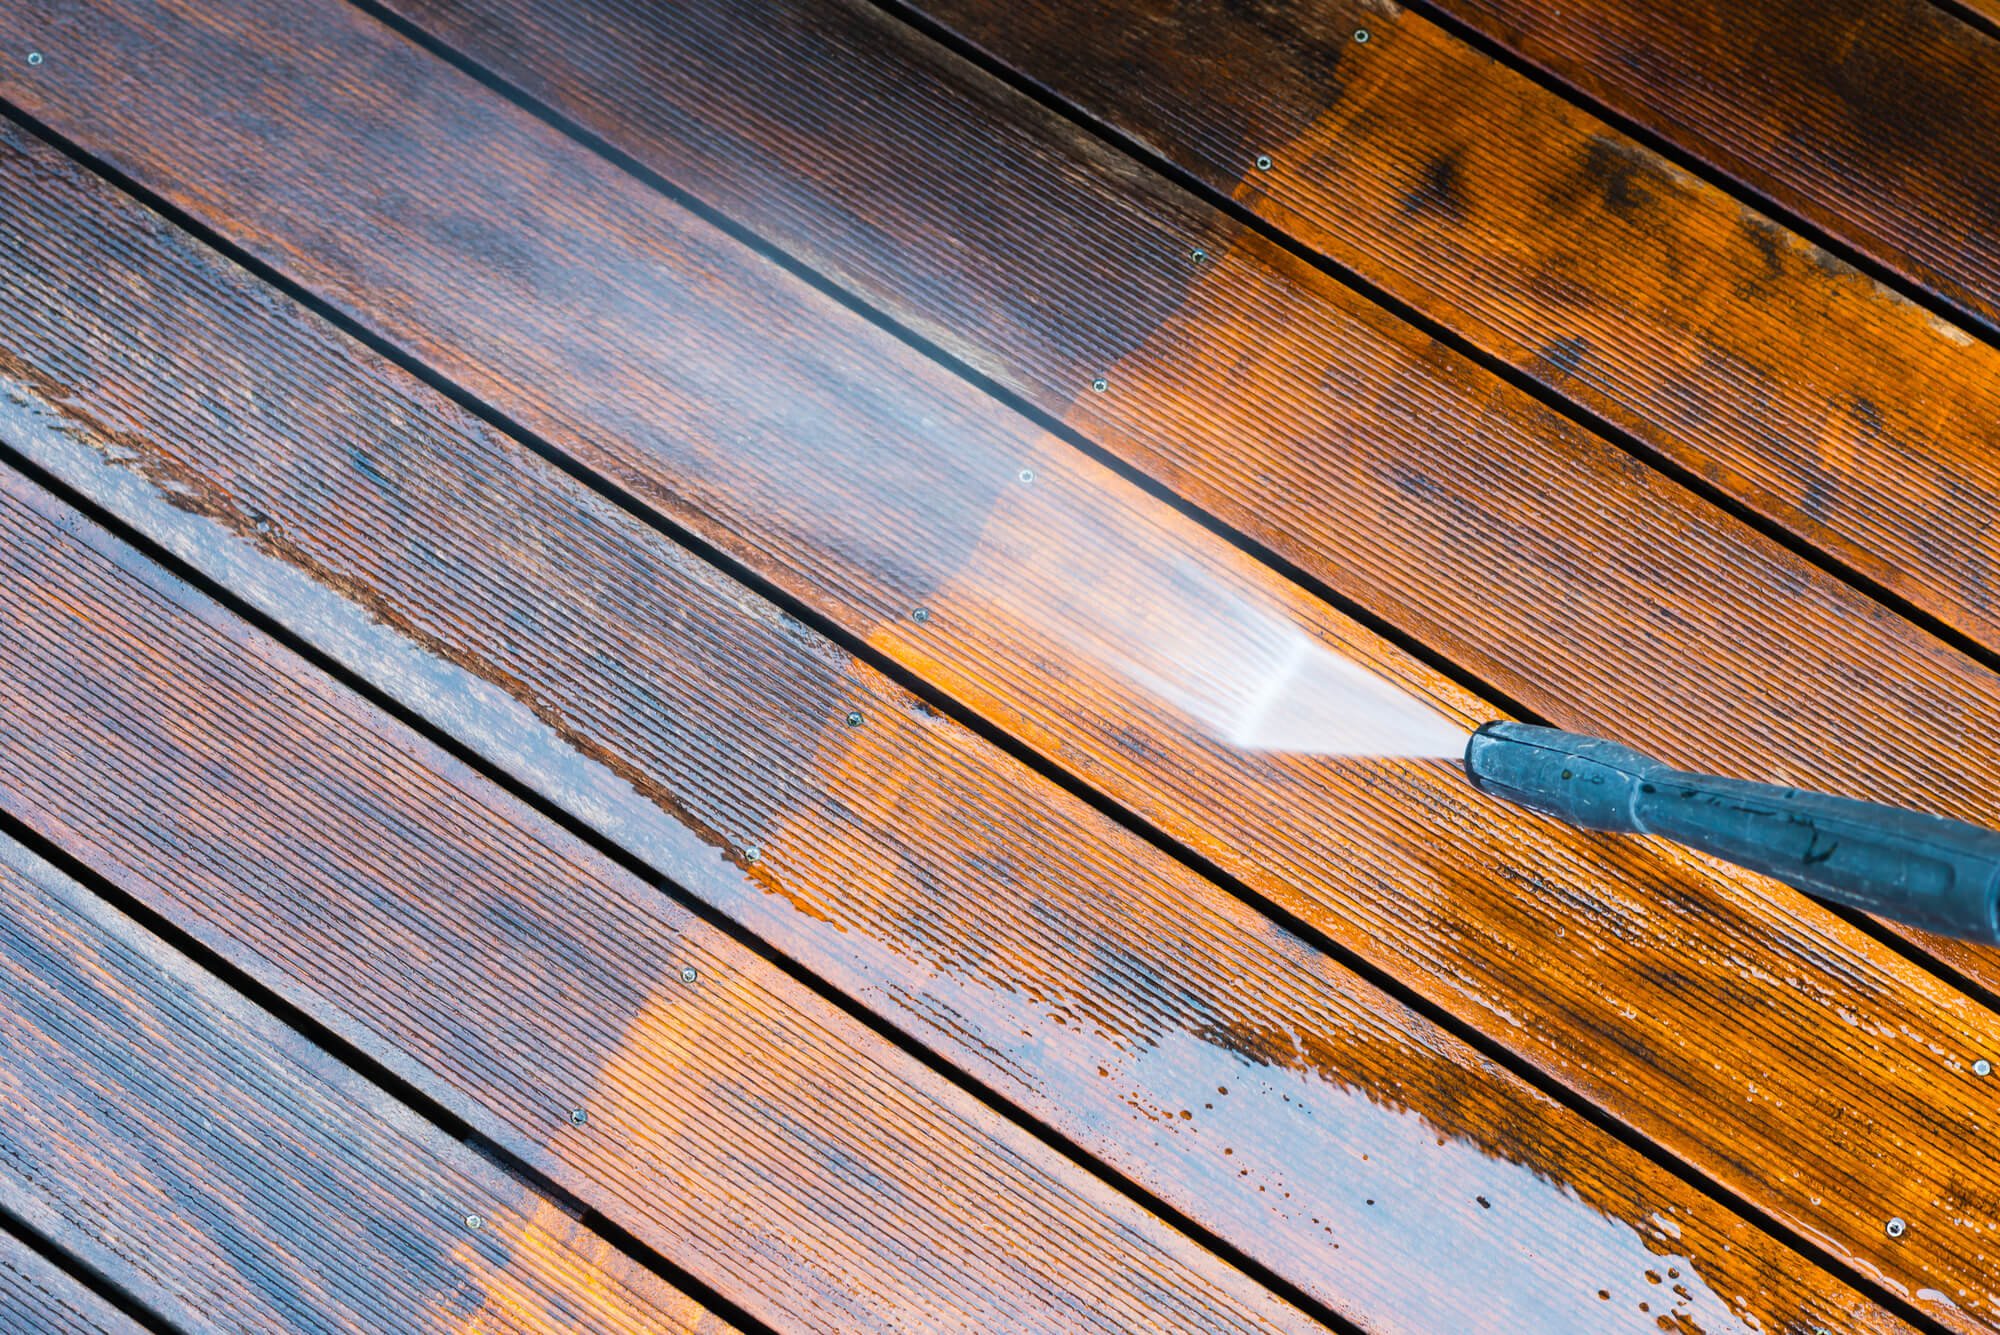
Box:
[0,474,1322,1331]
[0,835,735,1335]
[3,1,1999,1323]
[902,0,2000,662]
[0,125,1913,1335]
[1416,0,2000,334]
[0,1228,143,1335]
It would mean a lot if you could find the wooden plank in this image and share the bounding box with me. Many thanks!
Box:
[0,476,1322,1331]
[1413,0,2000,333]
[0,1227,146,1335]
[0,132,1911,1335]
[0,1,1996,1323]
[890,0,2000,660]
[0,835,736,1335]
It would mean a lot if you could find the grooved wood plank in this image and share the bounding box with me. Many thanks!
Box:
[0,836,736,1335]
[0,1228,144,1335]
[900,0,2000,662]
[1415,0,2000,333]
[0,471,1319,1332]
[0,121,1912,1335]
[4,0,1999,1322]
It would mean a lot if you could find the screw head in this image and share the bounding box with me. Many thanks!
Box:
[680,965,699,985]
[1190,248,1207,264]
[911,607,931,623]
[26,52,43,66]
[845,710,864,727]
[465,1214,484,1230]
[743,843,761,863]
[569,1107,588,1126]
[1255,154,1273,171]
[1354,27,1370,42]
[1017,467,1035,484]
[1976,1059,1992,1076]
[1091,377,1109,393]
[1885,1216,1907,1239]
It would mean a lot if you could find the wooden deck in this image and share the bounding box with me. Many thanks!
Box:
[0,0,1996,1330]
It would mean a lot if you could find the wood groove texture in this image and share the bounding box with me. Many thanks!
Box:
[326,0,2000,1004]
[0,1228,145,1335]
[1416,0,2000,334]
[0,118,1910,1335]
[0,467,1319,1334]
[902,0,2000,666]
[0,836,735,1335]
[3,0,1998,1323]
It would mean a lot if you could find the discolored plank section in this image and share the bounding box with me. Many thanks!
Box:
[0,122,1915,1335]
[1413,0,2000,334]
[7,1,2000,1322]
[0,473,1320,1333]
[0,1228,145,1335]
[898,0,2000,659]
[336,0,2000,1002]
[0,835,737,1335]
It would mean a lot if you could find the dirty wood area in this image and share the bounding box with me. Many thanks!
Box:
[0,0,1993,1332]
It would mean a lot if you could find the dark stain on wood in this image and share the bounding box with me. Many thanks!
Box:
[1401,147,1472,222]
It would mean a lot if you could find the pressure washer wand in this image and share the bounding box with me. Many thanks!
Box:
[1464,721,2000,944]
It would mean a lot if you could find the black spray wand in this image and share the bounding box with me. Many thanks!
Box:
[1466,722,2000,944]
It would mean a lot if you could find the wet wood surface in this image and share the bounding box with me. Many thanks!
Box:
[0,0,1997,1324]
[898,0,2000,663]
[0,468,1324,1334]
[0,834,736,1335]
[1416,0,2000,334]
[0,0,1992,1328]
[0,121,1919,1335]
[0,1227,143,1335]
[331,0,2000,1007]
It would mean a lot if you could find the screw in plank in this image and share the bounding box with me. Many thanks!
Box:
[1884,1217,1907,1239]
[680,965,699,985]
[464,1214,484,1230]
[1976,1058,1993,1076]
[1017,467,1036,484]
[569,1108,588,1126]
[26,52,43,66]
[845,710,864,727]
[911,607,931,624]
[1190,247,1208,264]
[1354,28,1370,42]
[743,843,761,863]
[1255,154,1273,171]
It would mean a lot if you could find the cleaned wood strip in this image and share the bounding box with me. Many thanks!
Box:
[0,1227,146,1335]
[0,835,737,1335]
[4,0,1999,1321]
[0,125,1908,1335]
[0,474,1317,1332]
[1415,0,2000,333]
[899,0,2000,662]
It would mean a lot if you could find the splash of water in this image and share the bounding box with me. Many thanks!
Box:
[1035,552,1468,759]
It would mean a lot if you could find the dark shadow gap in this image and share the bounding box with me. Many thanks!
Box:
[0,56,1956,1335]
[1927,0,2000,43]
[0,1205,186,1335]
